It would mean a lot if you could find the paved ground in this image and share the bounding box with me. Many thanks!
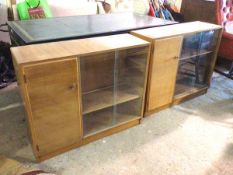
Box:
[0,73,232,175]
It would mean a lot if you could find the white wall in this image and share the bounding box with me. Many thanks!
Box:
[0,0,10,42]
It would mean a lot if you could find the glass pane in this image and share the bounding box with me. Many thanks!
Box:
[199,30,217,53]
[80,52,115,136]
[175,53,213,96]
[80,46,148,137]
[180,30,217,60]
[80,52,116,113]
[181,33,200,59]
[175,30,219,97]
[112,47,148,125]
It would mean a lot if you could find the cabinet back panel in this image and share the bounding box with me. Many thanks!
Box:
[80,52,115,93]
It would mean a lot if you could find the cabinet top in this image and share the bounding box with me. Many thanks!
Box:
[11,34,149,65]
[130,21,222,41]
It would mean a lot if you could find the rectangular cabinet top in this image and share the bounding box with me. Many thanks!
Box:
[130,21,222,41]
[11,34,149,65]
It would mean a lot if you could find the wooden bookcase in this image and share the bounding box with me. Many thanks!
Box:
[131,21,222,115]
[11,34,150,161]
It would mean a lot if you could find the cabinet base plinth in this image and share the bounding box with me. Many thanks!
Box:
[144,104,172,117]
[172,87,208,106]
[35,119,140,162]
[82,119,140,145]
[144,87,208,117]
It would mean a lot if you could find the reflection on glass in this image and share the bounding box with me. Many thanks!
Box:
[175,30,219,97]
[80,46,148,136]
[180,30,216,60]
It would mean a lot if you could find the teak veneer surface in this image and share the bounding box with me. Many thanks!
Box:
[130,21,222,41]
[147,36,182,111]
[11,34,149,65]
[23,58,82,158]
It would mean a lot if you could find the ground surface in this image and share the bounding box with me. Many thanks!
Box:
[0,73,232,175]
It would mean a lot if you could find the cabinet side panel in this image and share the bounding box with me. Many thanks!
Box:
[23,58,82,157]
[12,56,39,158]
[207,29,223,85]
[147,37,183,111]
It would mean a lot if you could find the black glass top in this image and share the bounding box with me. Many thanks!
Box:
[8,13,176,44]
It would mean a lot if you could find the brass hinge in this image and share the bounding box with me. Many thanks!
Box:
[23,74,27,84]
[36,145,40,152]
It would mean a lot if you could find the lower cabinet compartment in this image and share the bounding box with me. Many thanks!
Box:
[83,99,142,137]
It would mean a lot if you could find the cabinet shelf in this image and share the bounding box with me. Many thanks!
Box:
[80,46,148,137]
[174,85,207,100]
[180,48,213,61]
[83,107,141,137]
[175,83,207,96]
[82,84,141,115]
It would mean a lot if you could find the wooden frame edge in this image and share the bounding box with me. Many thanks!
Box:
[36,119,140,161]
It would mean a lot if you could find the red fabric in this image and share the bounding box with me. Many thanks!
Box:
[148,3,155,17]
[216,0,233,60]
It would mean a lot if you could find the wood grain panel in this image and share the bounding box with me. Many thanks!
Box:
[147,36,183,111]
[130,22,221,41]
[23,58,82,157]
[10,34,149,65]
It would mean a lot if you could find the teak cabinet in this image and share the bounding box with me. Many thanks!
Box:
[11,21,223,161]
[131,21,222,115]
[11,34,150,161]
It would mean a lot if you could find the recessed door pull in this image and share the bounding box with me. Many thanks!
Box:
[69,83,77,90]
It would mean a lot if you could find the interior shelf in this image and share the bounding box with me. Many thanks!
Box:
[82,84,141,115]
[80,46,148,137]
[174,81,207,98]
[83,107,141,137]
[180,48,213,60]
